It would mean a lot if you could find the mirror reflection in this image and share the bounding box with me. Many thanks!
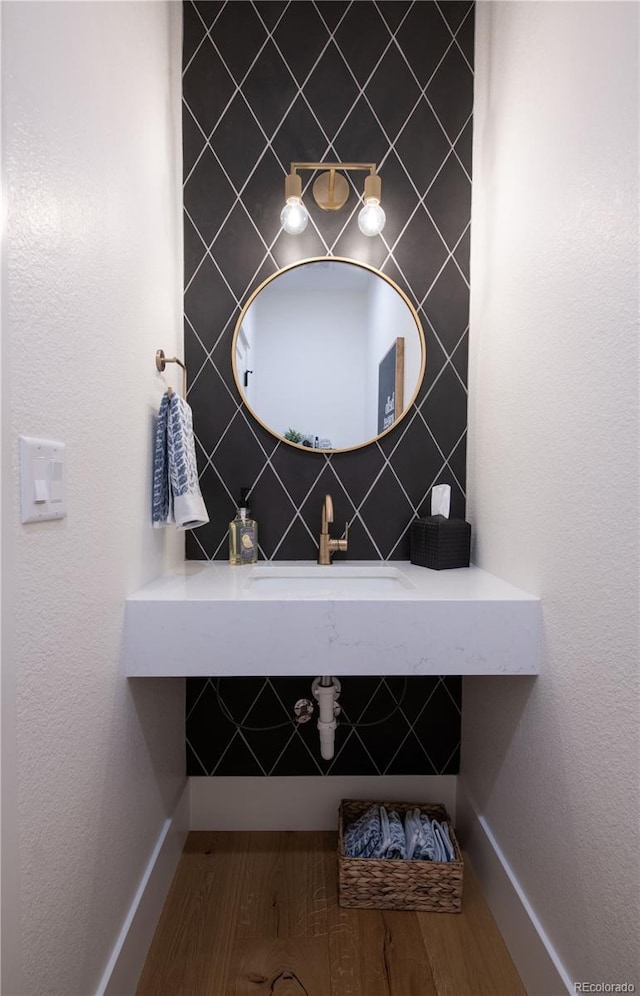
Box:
[232,258,426,452]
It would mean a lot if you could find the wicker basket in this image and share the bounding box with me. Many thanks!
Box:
[338,799,463,913]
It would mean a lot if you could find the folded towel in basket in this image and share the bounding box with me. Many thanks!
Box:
[405,808,436,861]
[344,806,407,859]
[344,804,387,858]
[153,392,209,530]
[432,822,447,862]
[434,820,456,861]
[386,809,407,859]
[344,806,456,862]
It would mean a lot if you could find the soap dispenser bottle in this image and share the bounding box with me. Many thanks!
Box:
[229,487,258,565]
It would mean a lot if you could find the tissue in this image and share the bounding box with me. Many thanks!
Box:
[431,484,451,518]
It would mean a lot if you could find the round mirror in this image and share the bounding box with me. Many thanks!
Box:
[232,257,426,453]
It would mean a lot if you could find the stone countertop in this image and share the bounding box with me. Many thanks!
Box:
[124,561,541,677]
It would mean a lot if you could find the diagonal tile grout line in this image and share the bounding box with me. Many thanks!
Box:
[311,455,385,560]
[381,721,438,777]
[186,677,213,722]
[209,728,244,776]
[265,439,391,560]
[360,189,471,320]
[264,678,326,775]
[441,740,462,773]
[211,713,271,777]
[189,527,212,562]
[326,718,383,776]
[186,736,210,776]
[381,679,435,757]
[234,729,270,776]
[358,405,442,516]
[446,325,472,395]
[266,726,304,777]
[270,461,362,558]
[182,0,231,78]
[324,726,356,773]
[441,679,463,717]
[194,395,319,544]
[354,679,392,728]
[184,170,280,299]
[407,675,449,730]
[268,455,334,559]
[267,678,324,775]
[350,723,389,775]
[215,676,269,730]
[415,273,472,370]
[413,413,469,480]
[381,681,448,776]
[381,180,473,305]
[435,0,475,76]
[183,203,243,304]
[381,140,473,270]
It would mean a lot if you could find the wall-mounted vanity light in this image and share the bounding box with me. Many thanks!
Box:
[280,162,386,237]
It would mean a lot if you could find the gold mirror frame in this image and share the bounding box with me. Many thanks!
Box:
[231,257,427,454]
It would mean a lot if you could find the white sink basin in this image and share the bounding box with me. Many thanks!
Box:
[242,563,415,597]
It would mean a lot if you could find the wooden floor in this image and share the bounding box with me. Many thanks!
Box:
[136,831,527,996]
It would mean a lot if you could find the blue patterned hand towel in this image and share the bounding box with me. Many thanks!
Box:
[152,392,209,530]
[344,805,387,858]
[405,808,436,861]
[386,809,407,859]
[344,805,408,859]
[152,393,171,527]
[433,820,456,862]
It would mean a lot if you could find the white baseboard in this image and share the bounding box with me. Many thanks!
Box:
[189,775,458,830]
[457,781,572,996]
[95,781,190,996]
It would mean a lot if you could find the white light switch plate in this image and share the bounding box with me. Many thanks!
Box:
[20,436,66,523]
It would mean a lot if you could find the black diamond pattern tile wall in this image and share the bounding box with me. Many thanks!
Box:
[187,677,462,777]
[182,0,474,777]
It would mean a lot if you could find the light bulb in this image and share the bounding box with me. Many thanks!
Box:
[358,198,386,237]
[280,197,309,235]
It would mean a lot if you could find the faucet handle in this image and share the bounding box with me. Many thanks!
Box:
[334,520,349,554]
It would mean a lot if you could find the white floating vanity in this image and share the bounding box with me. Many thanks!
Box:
[125,561,540,677]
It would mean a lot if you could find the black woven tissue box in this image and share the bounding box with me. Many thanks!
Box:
[410,515,471,570]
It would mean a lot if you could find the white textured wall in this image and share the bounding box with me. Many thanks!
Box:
[465,1,639,989]
[1,3,185,994]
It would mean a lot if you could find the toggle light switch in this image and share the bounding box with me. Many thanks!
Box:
[33,459,49,503]
[49,459,64,502]
[20,437,66,523]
